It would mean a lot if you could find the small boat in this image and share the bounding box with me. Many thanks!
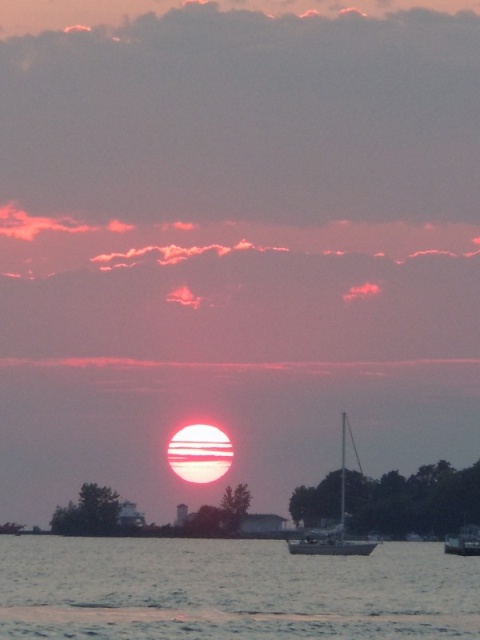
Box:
[445,525,480,556]
[287,413,378,556]
[405,532,424,542]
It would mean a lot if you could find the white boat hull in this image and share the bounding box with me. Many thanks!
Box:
[287,539,377,556]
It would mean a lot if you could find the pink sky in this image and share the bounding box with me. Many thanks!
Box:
[1,2,480,529]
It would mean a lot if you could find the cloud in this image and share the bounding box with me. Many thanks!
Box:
[343,281,381,302]
[107,220,136,233]
[63,25,92,33]
[300,9,322,18]
[338,7,368,17]
[0,205,94,240]
[1,6,479,225]
[166,285,204,308]
[170,222,198,231]
[90,239,287,268]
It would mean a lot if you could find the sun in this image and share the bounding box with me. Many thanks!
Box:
[167,424,234,483]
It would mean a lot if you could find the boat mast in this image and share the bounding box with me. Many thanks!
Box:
[341,411,346,542]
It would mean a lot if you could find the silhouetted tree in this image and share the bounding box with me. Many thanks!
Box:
[288,470,373,530]
[78,483,120,536]
[373,470,407,501]
[50,501,83,536]
[183,505,226,537]
[50,483,120,536]
[221,484,251,533]
[289,485,320,527]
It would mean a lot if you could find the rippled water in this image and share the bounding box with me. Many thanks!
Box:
[1,537,479,638]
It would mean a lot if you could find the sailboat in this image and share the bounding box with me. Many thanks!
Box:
[287,412,378,556]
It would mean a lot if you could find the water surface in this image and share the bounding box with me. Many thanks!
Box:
[0,537,478,638]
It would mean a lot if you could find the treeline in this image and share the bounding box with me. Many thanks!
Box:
[50,482,252,537]
[289,459,480,538]
[51,483,168,537]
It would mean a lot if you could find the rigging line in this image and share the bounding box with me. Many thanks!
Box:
[345,414,364,476]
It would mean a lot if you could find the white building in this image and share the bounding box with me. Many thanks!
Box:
[176,503,189,527]
[118,502,146,528]
[239,514,287,534]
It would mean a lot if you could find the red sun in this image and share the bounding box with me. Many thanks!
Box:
[167,424,234,483]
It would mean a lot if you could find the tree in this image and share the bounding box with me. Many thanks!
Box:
[183,506,226,537]
[373,470,407,501]
[50,501,83,536]
[78,483,120,536]
[50,483,120,536]
[288,485,321,527]
[220,484,251,533]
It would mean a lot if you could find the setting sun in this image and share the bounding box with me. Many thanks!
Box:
[167,424,234,483]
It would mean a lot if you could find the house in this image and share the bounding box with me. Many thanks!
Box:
[176,503,189,527]
[239,514,287,534]
[175,505,287,534]
[118,501,146,528]
[460,524,480,538]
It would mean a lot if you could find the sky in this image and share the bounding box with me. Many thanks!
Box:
[1,0,480,529]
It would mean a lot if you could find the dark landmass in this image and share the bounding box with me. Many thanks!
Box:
[289,459,480,539]
[5,461,479,541]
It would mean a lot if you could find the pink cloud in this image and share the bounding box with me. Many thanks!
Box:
[338,7,368,18]
[0,206,143,242]
[91,245,159,263]
[234,239,254,251]
[63,25,92,33]
[107,219,135,233]
[90,240,288,268]
[181,0,209,6]
[91,243,230,266]
[172,222,198,231]
[2,357,480,373]
[158,244,231,265]
[0,205,93,240]
[343,282,381,302]
[407,250,456,259]
[156,221,199,232]
[0,357,160,370]
[98,263,131,271]
[166,285,203,309]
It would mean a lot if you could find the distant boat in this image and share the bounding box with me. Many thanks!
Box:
[287,412,378,556]
[445,524,480,556]
[405,532,424,542]
[367,531,384,542]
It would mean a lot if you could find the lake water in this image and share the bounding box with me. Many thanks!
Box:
[1,537,479,639]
